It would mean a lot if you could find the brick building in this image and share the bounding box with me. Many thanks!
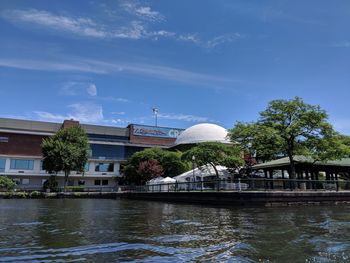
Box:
[0,118,184,190]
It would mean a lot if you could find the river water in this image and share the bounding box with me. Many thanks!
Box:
[0,199,349,262]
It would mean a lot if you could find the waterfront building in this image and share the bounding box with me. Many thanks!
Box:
[0,118,184,190]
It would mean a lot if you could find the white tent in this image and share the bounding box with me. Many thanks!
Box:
[159,177,176,192]
[146,176,164,191]
[173,165,232,183]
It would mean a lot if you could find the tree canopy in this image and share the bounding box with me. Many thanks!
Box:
[123,148,189,184]
[229,97,350,178]
[42,125,90,188]
[182,142,243,178]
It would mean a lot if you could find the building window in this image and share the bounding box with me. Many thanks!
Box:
[0,159,5,172]
[78,180,85,186]
[94,179,101,185]
[0,136,9,143]
[102,180,108,185]
[10,159,34,170]
[22,179,30,185]
[95,163,114,172]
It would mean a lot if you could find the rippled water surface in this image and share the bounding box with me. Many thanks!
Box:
[0,199,350,262]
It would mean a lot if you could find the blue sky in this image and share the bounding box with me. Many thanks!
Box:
[1,0,350,133]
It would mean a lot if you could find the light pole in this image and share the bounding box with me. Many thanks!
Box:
[152,107,158,127]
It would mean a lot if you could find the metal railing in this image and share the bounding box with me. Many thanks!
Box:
[120,178,350,193]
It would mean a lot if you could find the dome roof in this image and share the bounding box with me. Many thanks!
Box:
[175,123,230,145]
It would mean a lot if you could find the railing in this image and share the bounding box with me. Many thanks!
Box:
[120,178,350,193]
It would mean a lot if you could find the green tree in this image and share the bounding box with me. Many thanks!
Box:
[42,125,90,189]
[229,97,350,179]
[182,142,243,179]
[123,148,188,184]
[0,176,16,191]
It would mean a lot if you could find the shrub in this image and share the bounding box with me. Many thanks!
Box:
[16,192,28,198]
[30,191,43,198]
[0,176,16,191]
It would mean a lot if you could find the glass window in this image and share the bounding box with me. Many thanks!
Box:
[94,180,101,185]
[84,163,89,172]
[95,163,114,172]
[102,180,109,186]
[0,159,5,172]
[10,159,34,170]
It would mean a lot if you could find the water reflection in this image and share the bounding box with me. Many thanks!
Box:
[0,199,349,262]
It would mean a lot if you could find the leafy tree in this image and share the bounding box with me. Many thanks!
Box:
[136,159,164,183]
[229,97,350,179]
[182,142,243,179]
[43,176,58,192]
[123,148,188,184]
[0,176,16,191]
[42,125,90,189]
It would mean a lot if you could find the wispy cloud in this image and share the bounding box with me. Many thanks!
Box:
[158,112,210,123]
[329,42,350,48]
[121,2,164,22]
[0,56,243,88]
[1,8,244,49]
[60,81,97,96]
[206,33,243,49]
[2,9,108,38]
[34,103,104,123]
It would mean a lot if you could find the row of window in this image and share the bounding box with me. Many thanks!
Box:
[11,178,109,186]
[0,158,115,172]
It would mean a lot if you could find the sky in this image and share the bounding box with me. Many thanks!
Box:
[1,0,350,133]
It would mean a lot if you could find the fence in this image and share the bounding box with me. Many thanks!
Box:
[120,178,350,193]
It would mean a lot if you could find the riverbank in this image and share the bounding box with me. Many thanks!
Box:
[120,190,350,206]
[0,191,118,199]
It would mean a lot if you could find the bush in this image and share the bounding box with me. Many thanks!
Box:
[43,176,58,192]
[16,192,28,198]
[0,176,16,191]
[30,191,43,198]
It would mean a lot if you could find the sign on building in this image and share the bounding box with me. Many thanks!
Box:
[133,125,184,138]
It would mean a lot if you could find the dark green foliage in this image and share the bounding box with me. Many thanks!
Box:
[42,125,89,188]
[123,148,188,184]
[0,176,16,191]
[43,176,58,192]
[182,142,243,178]
[229,97,350,179]
[29,191,43,198]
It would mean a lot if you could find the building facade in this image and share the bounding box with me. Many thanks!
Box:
[0,118,184,190]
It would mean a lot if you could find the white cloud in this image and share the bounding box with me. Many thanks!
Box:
[34,103,104,123]
[330,42,350,48]
[0,58,106,74]
[206,33,243,49]
[60,81,97,96]
[121,2,164,21]
[2,9,107,38]
[112,111,126,115]
[1,8,244,50]
[87,83,97,96]
[158,113,209,122]
[0,56,243,88]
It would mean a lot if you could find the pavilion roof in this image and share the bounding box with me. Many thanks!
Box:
[252,155,350,170]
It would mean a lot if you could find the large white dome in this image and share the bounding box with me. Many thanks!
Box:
[175,123,230,145]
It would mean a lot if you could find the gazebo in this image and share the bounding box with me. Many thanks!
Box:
[252,155,350,190]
